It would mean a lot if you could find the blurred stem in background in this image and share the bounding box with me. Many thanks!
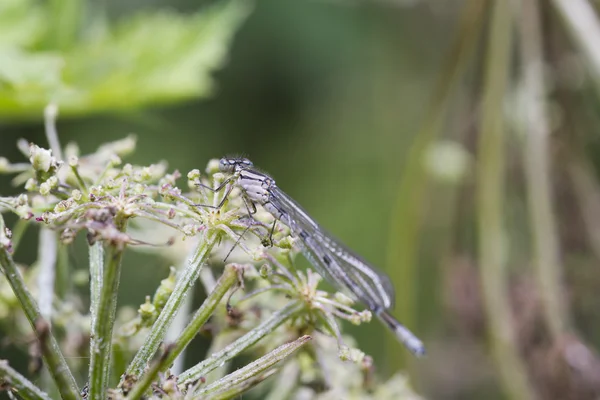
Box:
[385,0,487,371]
[477,1,535,399]
[518,0,569,339]
[551,0,600,94]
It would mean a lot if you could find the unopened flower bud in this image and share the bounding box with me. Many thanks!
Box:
[29,144,53,172]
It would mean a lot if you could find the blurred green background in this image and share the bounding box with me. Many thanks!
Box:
[3,0,600,399]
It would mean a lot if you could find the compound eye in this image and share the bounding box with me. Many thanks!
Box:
[218,158,232,172]
[242,159,254,168]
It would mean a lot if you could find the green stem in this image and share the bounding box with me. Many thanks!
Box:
[125,232,218,378]
[89,242,104,325]
[477,2,535,399]
[87,241,103,387]
[37,227,57,320]
[9,218,29,253]
[43,104,63,161]
[385,0,488,368]
[0,247,80,400]
[195,335,311,399]
[519,0,569,339]
[0,359,53,400]
[179,300,304,384]
[159,264,241,371]
[70,165,89,195]
[88,242,126,400]
[125,345,176,400]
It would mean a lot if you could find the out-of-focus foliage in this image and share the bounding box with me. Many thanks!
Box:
[0,0,250,119]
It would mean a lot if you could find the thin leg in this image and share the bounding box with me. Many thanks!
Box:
[193,184,234,210]
[262,219,277,247]
[242,195,257,215]
[195,177,233,193]
[222,194,260,261]
[223,223,252,263]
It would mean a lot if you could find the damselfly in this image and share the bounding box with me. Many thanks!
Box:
[213,157,425,356]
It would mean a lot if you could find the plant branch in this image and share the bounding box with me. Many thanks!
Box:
[37,227,57,320]
[88,240,126,400]
[0,246,80,399]
[179,300,304,384]
[89,242,104,332]
[159,263,241,372]
[125,231,218,378]
[0,359,53,400]
[194,335,311,399]
[125,344,176,400]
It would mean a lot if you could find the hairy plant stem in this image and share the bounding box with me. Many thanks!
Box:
[179,300,304,384]
[194,335,312,398]
[125,231,218,378]
[88,238,126,400]
[159,263,241,372]
[89,242,104,333]
[37,227,57,320]
[125,345,176,400]
[0,359,53,400]
[0,247,80,400]
[477,2,535,399]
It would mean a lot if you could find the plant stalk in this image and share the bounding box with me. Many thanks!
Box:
[125,232,218,378]
[179,300,304,384]
[385,0,488,368]
[519,0,569,338]
[159,263,241,372]
[88,241,126,399]
[477,1,535,399]
[0,247,80,400]
[0,359,53,400]
[195,335,311,398]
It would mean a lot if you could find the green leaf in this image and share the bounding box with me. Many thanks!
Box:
[0,0,46,48]
[0,0,251,120]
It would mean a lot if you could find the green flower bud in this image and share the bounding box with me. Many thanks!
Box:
[139,296,157,325]
[153,268,176,312]
[259,264,272,278]
[334,292,354,306]
[0,157,9,172]
[134,184,145,194]
[206,159,220,174]
[39,181,51,195]
[24,178,37,191]
[109,154,122,166]
[187,169,201,180]
[71,189,82,201]
[29,144,53,172]
[122,163,133,176]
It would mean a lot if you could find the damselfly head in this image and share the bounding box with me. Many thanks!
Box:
[219,157,253,173]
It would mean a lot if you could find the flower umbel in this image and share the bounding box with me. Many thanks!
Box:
[0,116,420,399]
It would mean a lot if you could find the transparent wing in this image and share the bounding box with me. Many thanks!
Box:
[269,186,395,310]
[316,231,395,309]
